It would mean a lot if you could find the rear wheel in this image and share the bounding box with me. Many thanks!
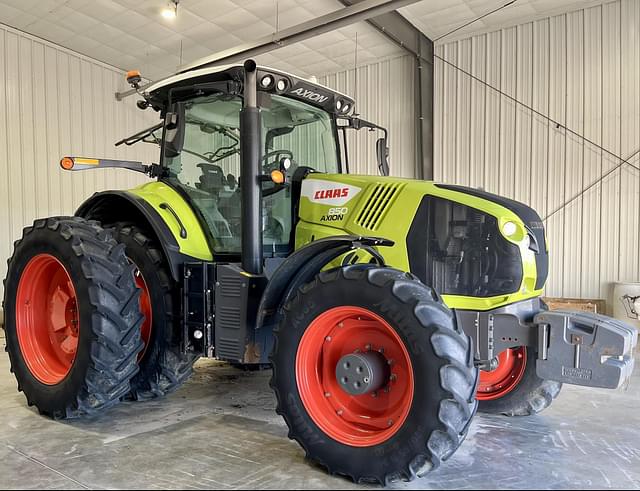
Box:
[3,217,143,418]
[271,266,478,484]
[477,346,561,416]
[113,224,197,400]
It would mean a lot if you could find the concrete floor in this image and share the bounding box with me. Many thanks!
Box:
[1,331,639,490]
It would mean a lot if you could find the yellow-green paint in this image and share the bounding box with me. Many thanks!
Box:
[296,173,544,311]
[129,182,213,261]
[131,173,544,312]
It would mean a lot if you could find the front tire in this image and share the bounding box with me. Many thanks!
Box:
[271,266,478,484]
[477,347,561,416]
[3,217,143,419]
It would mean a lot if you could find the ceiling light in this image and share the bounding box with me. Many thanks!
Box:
[161,0,178,19]
[276,79,288,92]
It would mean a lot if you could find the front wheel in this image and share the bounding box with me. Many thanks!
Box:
[477,347,562,416]
[270,266,478,484]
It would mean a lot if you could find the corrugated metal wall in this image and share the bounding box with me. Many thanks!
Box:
[0,25,158,304]
[320,55,417,178]
[434,0,640,303]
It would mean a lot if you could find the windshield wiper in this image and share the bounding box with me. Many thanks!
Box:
[115,123,163,147]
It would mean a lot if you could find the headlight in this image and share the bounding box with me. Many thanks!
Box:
[260,75,274,88]
[502,221,517,237]
[276,79,288,92]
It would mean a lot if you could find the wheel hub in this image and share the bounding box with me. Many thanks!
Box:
[335,351,390,395]
[295,306,414,447]
[15,254,80,385]
[477,347,527,400]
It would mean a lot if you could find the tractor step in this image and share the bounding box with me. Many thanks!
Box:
[535,310,638,389]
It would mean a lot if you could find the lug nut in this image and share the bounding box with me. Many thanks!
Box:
[387,419,394,426]
[337,409,344,416]
[325,336,332,342]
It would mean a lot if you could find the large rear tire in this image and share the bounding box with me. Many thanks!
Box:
[477,346,561,416]
[2,217,143,419]
[113,224,197,400]
[270,266,478,484]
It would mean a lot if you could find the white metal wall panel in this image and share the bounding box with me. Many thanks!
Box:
[0,25,157,303]
[319,55,416,178]
[434,0,640,303]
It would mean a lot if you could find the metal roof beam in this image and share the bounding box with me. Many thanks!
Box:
[337,0,434,180]
[179,0,424,73]
[115,0,423,101]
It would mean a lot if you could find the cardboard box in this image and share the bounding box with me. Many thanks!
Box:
[543,297,607,314]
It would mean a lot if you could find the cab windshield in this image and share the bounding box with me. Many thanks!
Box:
[164,93,339,255]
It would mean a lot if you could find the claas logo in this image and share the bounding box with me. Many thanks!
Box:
[314,188,350,200]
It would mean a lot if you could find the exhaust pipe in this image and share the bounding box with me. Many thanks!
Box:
[240,59,263,275]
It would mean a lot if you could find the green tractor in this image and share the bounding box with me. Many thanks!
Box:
[3,60,636,484]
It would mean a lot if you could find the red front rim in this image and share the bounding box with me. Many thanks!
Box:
[477,347,527,400]
[295,306,414,447]
[133,267,152,361]
[16,254,80,385]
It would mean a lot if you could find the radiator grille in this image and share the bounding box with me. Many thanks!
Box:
[355,183,403,231]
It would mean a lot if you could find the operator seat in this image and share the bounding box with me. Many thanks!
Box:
[196,163,226,197]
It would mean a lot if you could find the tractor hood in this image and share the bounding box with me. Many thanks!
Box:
[296,173,548,311]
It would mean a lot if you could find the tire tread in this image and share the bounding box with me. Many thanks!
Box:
[271,265,478,485]
[3,216,144,419]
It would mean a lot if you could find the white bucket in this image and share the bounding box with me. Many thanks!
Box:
[612,282,640,330]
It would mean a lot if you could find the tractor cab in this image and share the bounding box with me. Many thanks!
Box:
[137,63,388,262]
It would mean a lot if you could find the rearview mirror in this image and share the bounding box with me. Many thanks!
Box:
[163,104,185,159]
[376,137,390,176]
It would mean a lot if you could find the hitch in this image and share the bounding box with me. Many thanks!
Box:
[535,310,637,389]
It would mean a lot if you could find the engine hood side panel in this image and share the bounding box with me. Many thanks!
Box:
[296,173,544,311]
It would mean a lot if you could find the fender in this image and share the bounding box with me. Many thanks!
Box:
[76,191,192,281]
[256,235,394,332]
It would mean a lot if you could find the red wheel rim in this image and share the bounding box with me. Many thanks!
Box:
[15,254,79,385]
[477,347,527,400]
[295,306,414,447]
[133,266,152,361]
